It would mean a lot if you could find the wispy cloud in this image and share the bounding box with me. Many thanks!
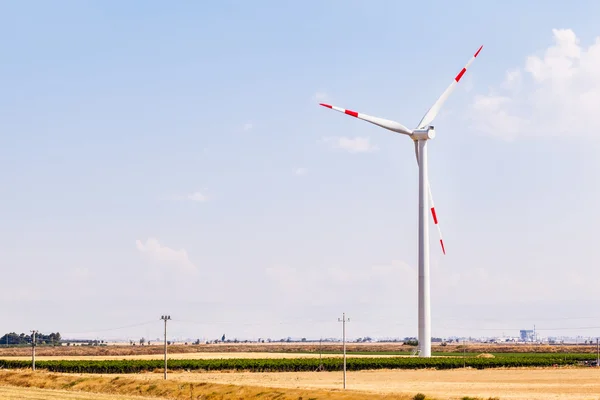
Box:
[293,167,308,176]
[165,191,209,202]
[313,91,329,102]
[321,136,378,153]
[136,238,197,273]
[71,267,91,280]
[186,191,208,202]
[265,260,414,305]
[469,28,600,141]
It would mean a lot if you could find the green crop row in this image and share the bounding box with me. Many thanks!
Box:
[0,354,595,373]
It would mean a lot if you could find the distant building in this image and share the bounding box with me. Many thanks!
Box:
[520,330,534,342]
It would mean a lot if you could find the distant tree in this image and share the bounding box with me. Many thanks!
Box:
[140,337,146,346]
[221,334,226,342]
[1,331,63,346]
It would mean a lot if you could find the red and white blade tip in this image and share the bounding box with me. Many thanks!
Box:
[320,103,359,118]
[430,206,446,255]
[455,45,483,83]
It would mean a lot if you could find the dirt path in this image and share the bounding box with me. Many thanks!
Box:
[121,367,600,400]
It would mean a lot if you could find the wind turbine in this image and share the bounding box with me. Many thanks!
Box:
[319,45,482,357]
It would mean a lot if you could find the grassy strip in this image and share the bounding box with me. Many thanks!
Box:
[0,370,421,400]
[0,353,593,373]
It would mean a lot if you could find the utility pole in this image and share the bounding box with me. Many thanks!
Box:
[596,338,600,367]
[338,313,349,389]
[30,330,38,371]
[315,337,324,372]
[160,315,171,380]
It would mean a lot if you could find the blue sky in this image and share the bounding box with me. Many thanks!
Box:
[2,0,600,342]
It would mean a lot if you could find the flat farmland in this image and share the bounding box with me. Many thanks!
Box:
[0,342,595,357]
[0,386,159,400]
[1,351,407,361]
[3,344,600,399]
[3,368,600,399]
[125,367,600,400]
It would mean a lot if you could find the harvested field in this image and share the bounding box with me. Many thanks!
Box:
[0,351,407,361]
[0,342,595,358]
[0,386,158,400]
[0,370,416,400]
[3,367,600,399]
[125,367,600,400]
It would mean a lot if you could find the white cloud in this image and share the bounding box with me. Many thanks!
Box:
[321,136,378,153]
[71,267,91,280]
[265,260,414,305]
[243,122,253,131]
[293,167,308,176]
[469,29,600,140]
[313,91,328,102]
[187,191,208,202]
[135,238,197,273]
[165,191,209,202]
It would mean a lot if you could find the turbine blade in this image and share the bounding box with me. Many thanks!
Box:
[320,103,413,136]
[416,45,483,129]
[428,183,446,255]
[414,141,446,255]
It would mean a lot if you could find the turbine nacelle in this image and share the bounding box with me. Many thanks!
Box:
[411,127,435,140]
[319,45,483,358]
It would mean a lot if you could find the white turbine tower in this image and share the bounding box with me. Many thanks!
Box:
[319,45,483,358]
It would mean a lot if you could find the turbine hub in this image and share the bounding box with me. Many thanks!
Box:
[412,126,435,140]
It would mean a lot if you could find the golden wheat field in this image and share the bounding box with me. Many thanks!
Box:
[0,370,416,400]
[0,386,159,400]
[3,368,600,399]
[120,368,600,400]
[4,344,600,399]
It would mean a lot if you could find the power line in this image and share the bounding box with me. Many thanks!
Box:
[61,320,156,335]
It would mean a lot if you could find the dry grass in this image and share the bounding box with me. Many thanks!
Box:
[0,370,421,400]
[146,367,600,400]
[0,386,159,400]
[4,367,600,399]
